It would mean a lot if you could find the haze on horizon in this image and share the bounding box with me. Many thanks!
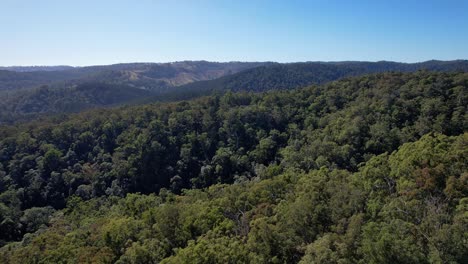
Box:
[2,0,468,66]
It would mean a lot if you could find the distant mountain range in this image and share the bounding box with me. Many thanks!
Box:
[174,60,468,95]
[0,66,75,72]
[0,61,269,91]
[0,60,467,124]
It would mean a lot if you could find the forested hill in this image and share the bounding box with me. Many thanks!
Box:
[175,60,468,95]
[0,82,154,124]
[1,60,467,125]
[0,66,74,72]
[0,61,268,124]
[0,61,267,92]
[0,71,466,262]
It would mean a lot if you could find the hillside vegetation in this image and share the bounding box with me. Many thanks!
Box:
[0,61,266,92]
[0,61,267,124]
[1,60,467,124]
[176,60,468,94]
[1,133,466,263]
[0,71,466,262]
[0,83,153,123]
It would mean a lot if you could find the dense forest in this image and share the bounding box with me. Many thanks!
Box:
[0,71,466,263]
[0,61,267,124]
[1,60,467,125]
[0,83,154,124]
[176,60,468,94]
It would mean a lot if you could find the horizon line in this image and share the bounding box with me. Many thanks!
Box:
[1,59,467,68]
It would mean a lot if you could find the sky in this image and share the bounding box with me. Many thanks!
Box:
[1,0,468,66]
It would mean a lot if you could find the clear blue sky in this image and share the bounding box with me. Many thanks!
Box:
[2,0,467,66]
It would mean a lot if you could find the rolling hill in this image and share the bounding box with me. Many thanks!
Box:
[0,61,268,124]
[0,71,466,263]
[1,60,467,124]
[175,60,468,94]
[0,61,268,92]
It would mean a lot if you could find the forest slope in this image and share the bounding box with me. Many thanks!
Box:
[0,71,466,263]
[1,60,467,124]
[0,61,267,91]
[0,61,268,124]
[175,60,468,95]
[1,132,466,263]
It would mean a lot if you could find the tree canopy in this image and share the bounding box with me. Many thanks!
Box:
[0,71,466,263]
